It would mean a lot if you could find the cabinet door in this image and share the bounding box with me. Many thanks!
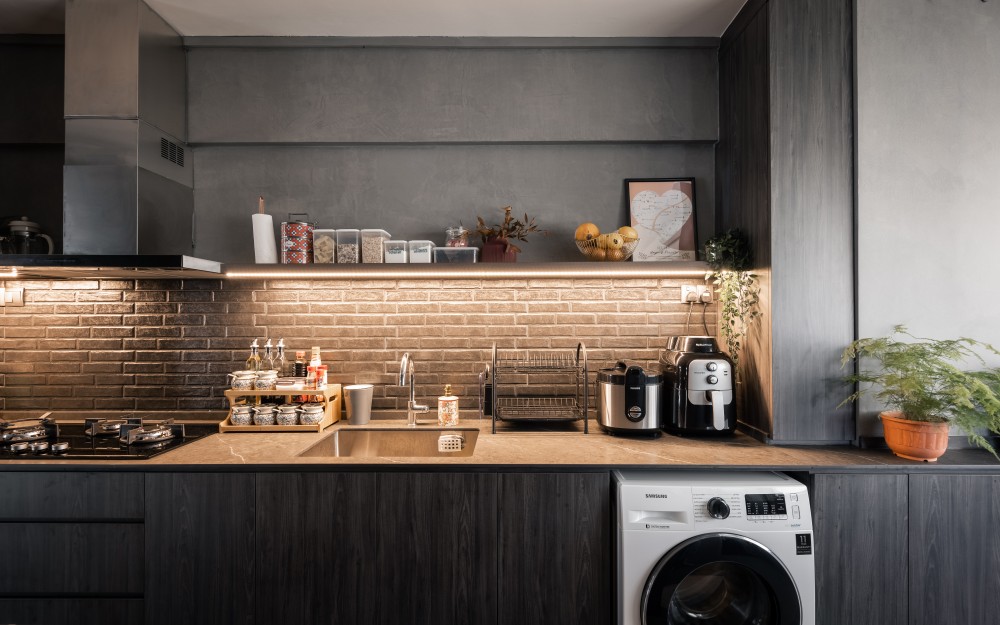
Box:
[376,472,498,625]
[909,474,1000,625]
[145,473,256,625]
[498,472,610,625]
[812,473,908,625]
[0,599,143,625]
[256,472,377,625]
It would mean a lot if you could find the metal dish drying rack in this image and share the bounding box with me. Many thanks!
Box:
[490,342,588,433]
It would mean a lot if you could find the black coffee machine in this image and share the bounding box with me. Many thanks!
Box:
[659,336,736,435]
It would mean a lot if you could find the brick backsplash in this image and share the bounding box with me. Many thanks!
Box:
[0,278,716,412]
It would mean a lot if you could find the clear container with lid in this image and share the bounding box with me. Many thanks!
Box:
[336,229,360,264]
[312,229,336,263]
[361,229,391,263]
[433,247,478,263]
[384,240,408,263]
[445,226,469,247]
[409,240,434,263]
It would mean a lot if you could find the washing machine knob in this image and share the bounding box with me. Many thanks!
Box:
[707,497,730,519]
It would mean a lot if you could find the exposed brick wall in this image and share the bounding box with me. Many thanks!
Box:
[0,277,716,413]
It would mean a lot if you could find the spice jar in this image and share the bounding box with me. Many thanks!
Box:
[252,403,278,426]
[299,403,325,425]
[230,405,253,426]
[276,403,300,426]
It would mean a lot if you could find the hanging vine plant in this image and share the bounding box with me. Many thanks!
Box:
[703,229,761,378]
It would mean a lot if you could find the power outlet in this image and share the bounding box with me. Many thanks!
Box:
[680,284,712,304]
[0,287,24,307]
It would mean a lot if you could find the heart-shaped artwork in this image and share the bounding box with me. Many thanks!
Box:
[628,180,696,261]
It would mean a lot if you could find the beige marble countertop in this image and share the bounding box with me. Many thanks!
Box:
[4,414,997,469]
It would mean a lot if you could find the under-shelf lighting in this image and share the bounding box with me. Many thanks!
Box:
[0,267,18,279]
[225,263,710,280]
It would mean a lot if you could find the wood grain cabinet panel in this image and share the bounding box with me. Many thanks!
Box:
[909,474,1000,625]
[376,472,498,625]
[0,472,143,520]
[498,472,611,625]
[144,473,255,625]
[0,599,143,625]
[256,472,377,625]
[812,473,908,625]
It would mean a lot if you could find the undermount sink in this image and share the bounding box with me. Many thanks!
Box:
[299,427,479,458]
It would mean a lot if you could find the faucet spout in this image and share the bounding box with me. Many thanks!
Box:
[398,352,429,427]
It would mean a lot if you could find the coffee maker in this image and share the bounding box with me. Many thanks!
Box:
[1,216,54,255]
[659,336,736,435]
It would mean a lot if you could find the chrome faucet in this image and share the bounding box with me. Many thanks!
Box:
[398,353,429,427]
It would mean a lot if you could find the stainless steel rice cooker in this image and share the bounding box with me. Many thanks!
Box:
[597,361,663,435]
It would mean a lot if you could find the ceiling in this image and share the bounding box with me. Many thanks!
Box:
[2,0,747,37]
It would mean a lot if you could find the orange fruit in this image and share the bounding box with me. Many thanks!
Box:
[607,233,625,250]
[617,226,638,240]
[575,223,600,241]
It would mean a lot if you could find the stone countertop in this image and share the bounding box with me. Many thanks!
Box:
[3,416,999,470]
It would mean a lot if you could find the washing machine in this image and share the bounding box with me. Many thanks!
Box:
[615,471,815,625]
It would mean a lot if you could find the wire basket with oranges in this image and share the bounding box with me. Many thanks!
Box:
[574,223,639,261]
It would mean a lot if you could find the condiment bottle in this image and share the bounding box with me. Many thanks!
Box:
[438,384,459,426]
[275,339,289,376]
[294,351,307,377]
[262,338,276,371]
[245,339,262,372]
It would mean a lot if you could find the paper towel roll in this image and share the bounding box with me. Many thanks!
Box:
[252,213,278,263]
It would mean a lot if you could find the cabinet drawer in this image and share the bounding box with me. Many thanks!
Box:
[0,473,143,520]
[0,523,143,595]
[0,599,143,625]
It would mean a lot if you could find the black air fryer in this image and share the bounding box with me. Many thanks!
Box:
[659,336,736,435]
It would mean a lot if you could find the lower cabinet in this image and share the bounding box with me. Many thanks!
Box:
[498,472,610,625]
[812,473,908,625]
[908,474,1000,625]
[0,599,143,625]
[145,473,256,625]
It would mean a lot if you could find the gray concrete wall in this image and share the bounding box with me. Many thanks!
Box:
[186,41,719,262]
[856,0,1000,435]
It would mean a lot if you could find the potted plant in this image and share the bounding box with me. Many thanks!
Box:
[702,229,760,377]
[840,325,1000,461]
[475,206,546,262]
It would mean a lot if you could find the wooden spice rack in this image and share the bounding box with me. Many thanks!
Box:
[219,384,341,433]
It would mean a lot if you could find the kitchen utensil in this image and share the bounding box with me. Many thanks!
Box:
[596,361,664,435]
[659,336,736,435]
[345,384,374,425]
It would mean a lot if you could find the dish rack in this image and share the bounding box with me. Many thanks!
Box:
[490,342,588,433]
[219,385,341,433]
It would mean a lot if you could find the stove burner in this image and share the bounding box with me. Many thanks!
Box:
[85,418,127,437]
[0,416,59,443]
[119,419,181,446]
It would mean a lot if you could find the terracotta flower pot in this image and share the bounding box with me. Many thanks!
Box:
[481,237,518,263]
[879,410,950,462]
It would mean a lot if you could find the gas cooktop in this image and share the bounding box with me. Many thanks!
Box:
[0,415,218,460]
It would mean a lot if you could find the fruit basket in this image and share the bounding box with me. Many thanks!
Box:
[576,236,639,261]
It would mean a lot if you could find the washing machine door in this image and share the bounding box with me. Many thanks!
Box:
[641,533,800,625]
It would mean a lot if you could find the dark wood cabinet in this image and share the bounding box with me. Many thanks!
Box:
[498,472,610,625]
[256,472,377,625]
[908,474,1000,625]
[812,473,908,625]
[376,472,498,625]
[0,599,143,625]
[145,472,256,625]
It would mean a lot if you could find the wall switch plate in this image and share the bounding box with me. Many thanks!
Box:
[0,287,24,307]
[680,284,712,303]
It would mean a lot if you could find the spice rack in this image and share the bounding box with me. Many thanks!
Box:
[490,342,588,433]
[219,384,341,432]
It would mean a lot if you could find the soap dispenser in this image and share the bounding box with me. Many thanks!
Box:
[438,384,459,426]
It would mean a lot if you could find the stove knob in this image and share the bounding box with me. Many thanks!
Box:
[707,375,719,385]
[51,441,70,454]
[29,441,50,453]
[706,362,718,371]
[10,442,29,454]
[707,497,731,519]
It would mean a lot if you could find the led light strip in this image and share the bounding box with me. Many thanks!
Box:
[0,267,18,279]
[225,265,709,280]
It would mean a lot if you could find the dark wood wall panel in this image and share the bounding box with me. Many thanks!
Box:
[0,599,143,625]
[256,473,378,625]
[145,473,256,625]
[768,0,854,442]
[909,475,1000,625]
[498,473,610,625]
[0,472,143,520]
[813,474,908,625]
[376,472,498,625]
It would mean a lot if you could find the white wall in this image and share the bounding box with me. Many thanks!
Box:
[856,0,1000,435]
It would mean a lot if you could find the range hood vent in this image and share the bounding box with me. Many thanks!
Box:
[160,137,185,167]
[2,255,221,280]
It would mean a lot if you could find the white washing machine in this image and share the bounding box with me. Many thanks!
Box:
[615,471,815,625]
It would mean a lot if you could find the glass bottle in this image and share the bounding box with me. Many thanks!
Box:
[245,339,262,372]
[275,339,288,377]
[294,351,307,378]
[445,226,469,247]
[262,338,276,371]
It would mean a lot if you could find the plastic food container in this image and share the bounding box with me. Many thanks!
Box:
[385,240,408,263]
[433,247,478,263]
[312,229,336,263]
[336,229,360,264]
[361,229,391,263]
[409,240,434,263]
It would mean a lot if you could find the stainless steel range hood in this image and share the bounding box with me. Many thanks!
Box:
[14,0,222,279]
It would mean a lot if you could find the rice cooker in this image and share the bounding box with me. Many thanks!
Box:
[597,361,664,435]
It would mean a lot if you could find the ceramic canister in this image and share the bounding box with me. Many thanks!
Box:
[276,403,300,426]
[254,370,279,390]
[252,403,278,426]
[230,405,254,426]
[228,370,257,390]
[299,402,325,425]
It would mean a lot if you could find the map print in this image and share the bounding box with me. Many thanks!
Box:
[628,179,697,261]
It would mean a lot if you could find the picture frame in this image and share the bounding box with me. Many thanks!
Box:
[625,178,698,262]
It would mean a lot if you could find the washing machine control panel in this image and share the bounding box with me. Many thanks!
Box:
[744,493,788,519]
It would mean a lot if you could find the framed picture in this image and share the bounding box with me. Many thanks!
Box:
[626,178,697,262]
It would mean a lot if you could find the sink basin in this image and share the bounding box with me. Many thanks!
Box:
[299,427,479,458]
